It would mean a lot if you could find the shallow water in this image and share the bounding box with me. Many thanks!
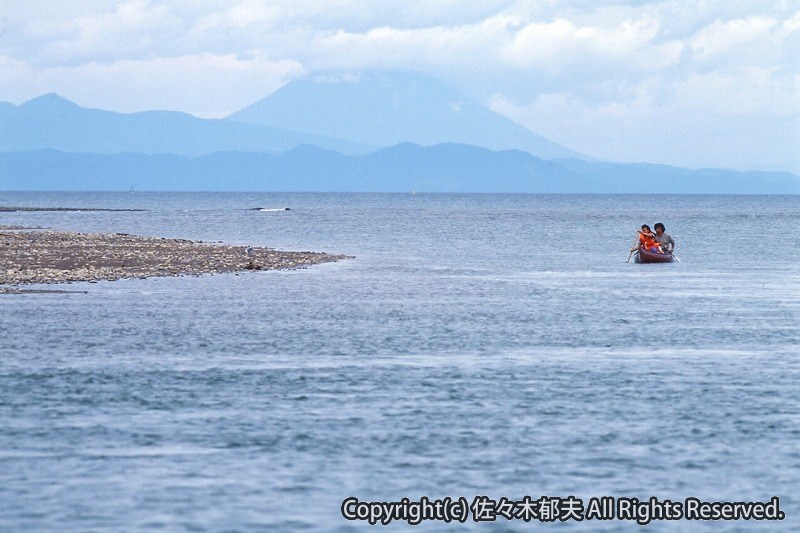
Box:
[1,192,798,531]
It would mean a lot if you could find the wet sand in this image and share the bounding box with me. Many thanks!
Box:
[0,226,350,287]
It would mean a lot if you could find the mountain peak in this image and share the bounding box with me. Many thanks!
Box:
[21,93,81,110]
[226,70,586,160]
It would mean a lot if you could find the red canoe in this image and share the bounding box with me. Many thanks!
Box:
[634,248,674,263]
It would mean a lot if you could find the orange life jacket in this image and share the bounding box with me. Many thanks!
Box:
[639,232,658,250]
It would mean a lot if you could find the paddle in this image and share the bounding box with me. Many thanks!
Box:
[626,234,640,262]
[669,251,681,262]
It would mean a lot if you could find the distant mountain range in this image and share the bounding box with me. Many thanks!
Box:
[2,145,797,193]
[227,71,586,161]
[0,93,372,156]
[1,71,798,194]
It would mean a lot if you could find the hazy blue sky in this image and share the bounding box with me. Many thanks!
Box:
[1,1,798,172]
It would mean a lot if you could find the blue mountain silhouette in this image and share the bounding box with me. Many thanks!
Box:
[2,146,797,193]
[226,71,586,160]
[2,79,798,194]
[0,93,372,156]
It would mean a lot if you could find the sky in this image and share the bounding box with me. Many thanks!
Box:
[1,0,798,172]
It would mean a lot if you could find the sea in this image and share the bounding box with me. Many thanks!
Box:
[1,192,798,531]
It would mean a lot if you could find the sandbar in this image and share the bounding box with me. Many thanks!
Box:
[0,226,350,286]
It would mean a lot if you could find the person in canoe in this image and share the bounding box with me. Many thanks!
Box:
[653,222,675,254]
[634,224,664,254]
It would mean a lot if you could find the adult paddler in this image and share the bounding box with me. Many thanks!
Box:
[653,222,675,254]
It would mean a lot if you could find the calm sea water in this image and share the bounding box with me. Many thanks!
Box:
[1,192,798,531]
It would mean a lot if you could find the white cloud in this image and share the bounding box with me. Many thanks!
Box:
[0,53,304,117]
[489,66,800,171]
[687,16,780,70]
[306,16,511,73]
[17,1,184,66]
[500,16,670,72]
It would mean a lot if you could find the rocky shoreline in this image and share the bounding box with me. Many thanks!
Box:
[0,206,145,212]
[0,226,351,288]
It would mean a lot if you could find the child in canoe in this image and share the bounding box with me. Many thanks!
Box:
[635,224,665,253]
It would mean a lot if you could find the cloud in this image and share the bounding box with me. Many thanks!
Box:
[501,16,670,71]
[16,1,184,66]
[0,53,304,117]
[308,18,508,72]
[687,16,782,70]
[489,66,799,171]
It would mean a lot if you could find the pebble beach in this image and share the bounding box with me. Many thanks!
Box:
[0,225,350,290]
